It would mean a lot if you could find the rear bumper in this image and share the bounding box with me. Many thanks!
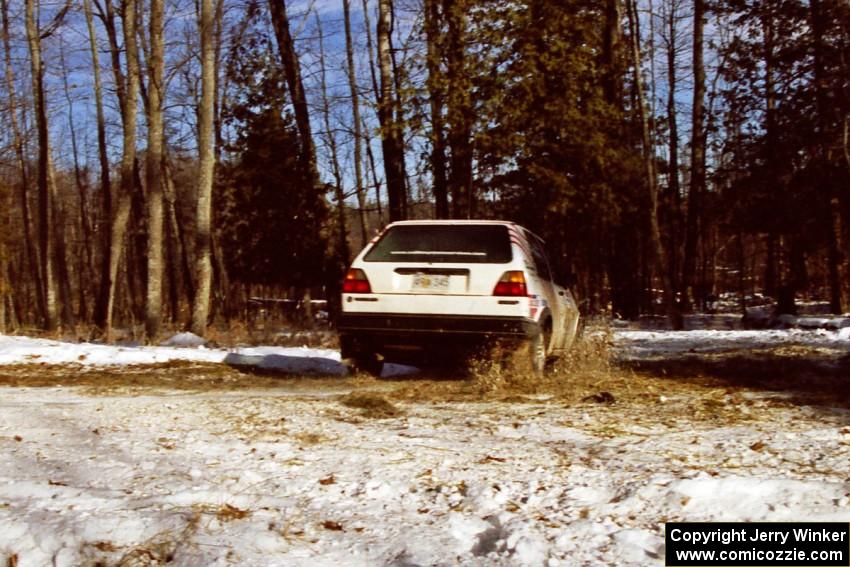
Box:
[338,313,538,364]
[338,313,537,337]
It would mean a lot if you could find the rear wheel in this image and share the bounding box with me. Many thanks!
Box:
[510,324,550,375]
[340,333,384,376]
[529,330,547,374]
[346,355,384,377]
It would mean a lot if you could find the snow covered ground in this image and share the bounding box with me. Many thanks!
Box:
[0,328,848,566]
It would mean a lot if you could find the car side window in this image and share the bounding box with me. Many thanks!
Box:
[528,235,553,283]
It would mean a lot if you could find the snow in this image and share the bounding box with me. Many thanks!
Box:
[160,332,208,347]
[0,328,849,565]
[0,334,346,375]
[613,328,850,359]
[2,326,848,370]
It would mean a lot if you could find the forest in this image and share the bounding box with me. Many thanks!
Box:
[0,0,848,340]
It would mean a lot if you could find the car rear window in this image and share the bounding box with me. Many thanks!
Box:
[364,225,513,263]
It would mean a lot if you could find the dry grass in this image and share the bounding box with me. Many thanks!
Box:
[205,321,338,350]
[339,391,403,418]
[2,325,846,427]
[0,361,358,395]
[215,503,251,522]
[292,431,330,445]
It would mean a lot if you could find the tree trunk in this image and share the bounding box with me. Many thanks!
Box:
[59,41,94,319]
[268,0,320,188]
[444,0,473,219]
[24,0,60,331]
[164,157,195,307]
[85,0,114,328]
[361,0,385,224]
[387,10,410,213]
[0,170,8,333]
[191,0,216,336]
[52,191,75,328]
[343,0,369,243]
[665,0,682,308]
[425,0,448,218]
[2,0,43,326]
[626,0,681,328]
[811,0,842,314]
[317,14,350,268]
[376,0,407,221]
[145,0,165,340]
[683,0,705,311]
[364,116,384,225]
[102,0,141,340]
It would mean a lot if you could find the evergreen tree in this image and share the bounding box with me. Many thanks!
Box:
[219,36,328,291]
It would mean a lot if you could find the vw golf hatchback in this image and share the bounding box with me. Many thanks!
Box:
[338,220,580,375]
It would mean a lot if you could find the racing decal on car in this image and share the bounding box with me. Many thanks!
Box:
[529,295,547,318]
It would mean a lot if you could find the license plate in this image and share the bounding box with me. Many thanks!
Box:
[412,273,450,292]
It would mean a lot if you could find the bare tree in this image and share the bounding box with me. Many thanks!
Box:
[268,0,320,187]
[2,0,43,324]
[191,0,217,336]
[84,0,114,329]
[659,0,686,307]
[24,0,63,331]
[626,0,681,329]
[376,0,407,221]
[683,0,705,310]
[59,40,94,318]
[316,13,350,266]
[145,0,165,340]
[100,0,141,339]
[343,0,369,242]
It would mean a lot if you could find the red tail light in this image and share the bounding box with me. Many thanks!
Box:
[343,268,372,293]
[493,271,528,296]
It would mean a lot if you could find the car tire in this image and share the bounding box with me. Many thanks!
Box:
[509,328,548,375]
[529,330,547,374]
[347,355,384,377]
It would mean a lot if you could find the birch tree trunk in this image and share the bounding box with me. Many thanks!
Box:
[24,0,59,331]
[376,0,406,221]
[191,0,216,336]
[145,0,165,340]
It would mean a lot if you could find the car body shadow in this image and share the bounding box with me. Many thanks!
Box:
[223,352,346,377]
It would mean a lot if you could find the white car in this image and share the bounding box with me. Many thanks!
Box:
[337,220,580,375]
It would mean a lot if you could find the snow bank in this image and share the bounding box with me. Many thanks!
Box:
[160,332,207,347]
[615,328,850,359]
[0,335,346,375]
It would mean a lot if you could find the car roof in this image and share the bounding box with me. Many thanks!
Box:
[382,219,545,242]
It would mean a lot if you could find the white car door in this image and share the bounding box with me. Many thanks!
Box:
[526,233,565,353]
